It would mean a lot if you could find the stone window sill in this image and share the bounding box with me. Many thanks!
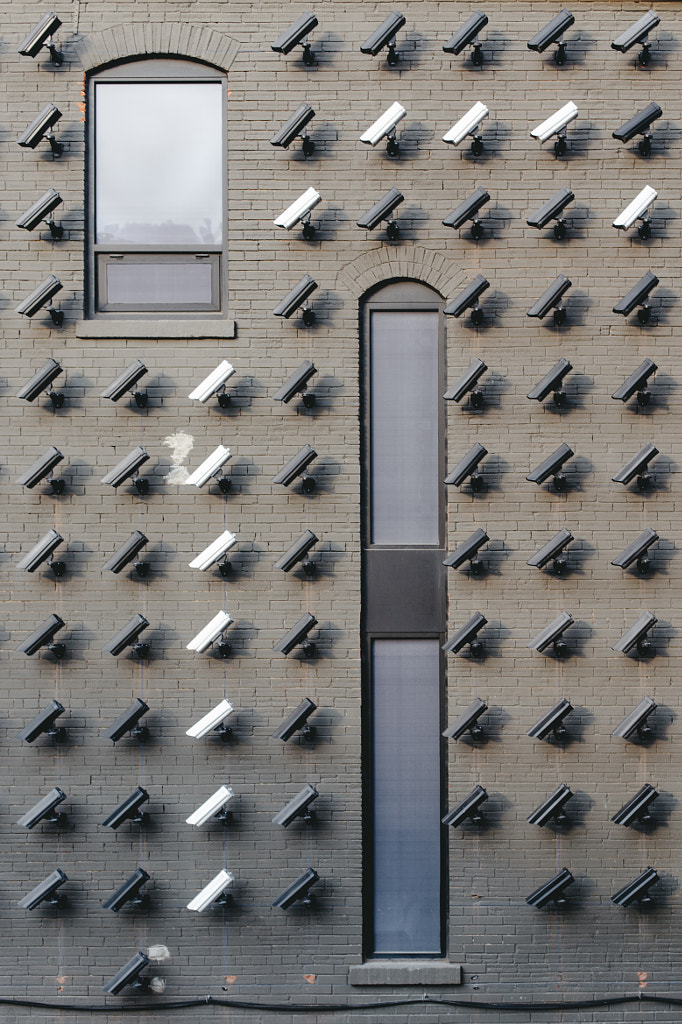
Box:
[348,961,463,986]
[75,319,237,340]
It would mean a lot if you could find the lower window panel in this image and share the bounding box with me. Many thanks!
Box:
[97,253,220,312]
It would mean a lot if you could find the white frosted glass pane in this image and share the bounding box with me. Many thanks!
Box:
[106,262,213,305]
[95,82,222,244]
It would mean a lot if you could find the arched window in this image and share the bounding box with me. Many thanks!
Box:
[87,58,226,316]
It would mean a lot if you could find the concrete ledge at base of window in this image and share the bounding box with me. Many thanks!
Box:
[75,320,237,340]
[348,962,463,986]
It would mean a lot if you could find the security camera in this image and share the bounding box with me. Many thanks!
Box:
[16,613,65,658]
[527,784,573,827]
[443,274,490,323]
[442,697,489,741]
[16,357,64,407]
[101,446,150,493]
[272,698,318,741]
[188,530,237,574]
[18,786,67,829]
[527,698,574,741]
[102,614,150,658]
[527,528,574,575]
[271,11,318,64]
[613,102,662,156]
[442,785,488,827]
[273,612,318,657]
[612,358,657,405]
[188,360,236,406]
[18,869,68,910]
[527,359,573,406]
[273,867,320,909]
[613,186,657,239]
[614,272,660,325]
[273,274,318,324]
[274,187,321,239]
[272,783,319,827]
[526,868,574,908]
[273,360,317,406]
[357,187,404,239]
[18,12,63,64]
[16,188,63,237]
[611,528,659,574]
[443,188,491,240]
[103,951,150,995]
[360,11,406,63]
[612,10,660,65]
[103,699,150,743]
[443,10,488,64]
[100,359,148,406]
[103,531,149,577]
[443,101,489,155]
[444,358,488,406]
[185,444,232,491]
[360,102,406,156]
[612,784,659,828]
[17,103,63,156]
[16,529,65,576]
[528,611,574,656]
[612,442,659,490]
[527,186,574,239]
[187,869,235,912]
[612,696,657,740]
[445,442,488,490]
[530,101,578,156]
[17,446,64,492]
[186,786,235,827]
[443,528,489,574]
[526,443,574,490]
[103,868,150,912]
[442,611,488,657]
[612,611,657,656]
[18,700,66,743]
[611,867,659,908]
[274,529,319,574]
[527,275,572,325]
[527,9,575,64]
[271,103,316,156]
[102,786,150,829]
[186,610,233,656]
[186,698,235,740]
[15,274,63,324]
[272,444,318,491]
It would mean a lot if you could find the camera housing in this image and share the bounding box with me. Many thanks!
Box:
[443,101,489,154]
[613,102,662,156]
[271,11,318,64]
[273,867,320,909]
[443,10,488,64]
[360,102,406,156]
[102,786,150,829]
[16,187,63,238]
[526,868,574,908]
[186,610,233,656]
[103,868,150,912]
[527,9,575,64]
[612,10,660,65]
[527,186,574,238]
[17,357,64,407]
[274,529,319,574]
[186,699,235,740]
[187,869,235,912]
[15,274,63,324]
[272,783,319,827]
[527,528,574,575]
[273,360,317,406]
[442,697,488,741]
[103,952,150,995]
[528,611,574,656]
[273,612,318,657]
[185,445,232,490]
[16,528,65,577]
[611,528,659,575]
[103,699,150,743]
[17,446,64,492]
[530,101,578,156]
[100,359,148,406]
[272,698,318,741]
[443,274,490,323]
[442,611,488,657]
[102,613,150,658]
[274,187,321,239]
[357,188,404,239]
[526,443,574,490]
[613,186,657,239]
[17,103,63,156]
[611,867,659,907]
[101,446,150,493]
[18,786,67,829]
[527,275,572,325]
[188,359,235,405]
[612,611,657,656]
[527,784,573,827]
[16,613,65,658]
[103,531,149,577]
[360,11,406,63]
[18,869,68,910]
[445,442,488,490]
[444,358,488,406]
[272,444,317,491]
[18,13,63,64]
[271,103,316,155]
[612,696,657,741]
[443,528,489,574]
[186,785,235,827]
[612,784,659,827]
[612,442,659,489]
[527,358,573,406]
[273,274,318,324]
[189,530,237,574]
[612,358,657,406]
[18,700,66,744]
[613,272,659,323]
[442,785,488,827]
[528,698,574,741]
[443,188,491,240]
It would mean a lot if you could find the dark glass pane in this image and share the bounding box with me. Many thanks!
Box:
[371,639,442,955]
[370,310,439,544]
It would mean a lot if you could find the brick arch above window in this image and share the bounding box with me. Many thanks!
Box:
[338,245,465,301]
[73,22,239,73]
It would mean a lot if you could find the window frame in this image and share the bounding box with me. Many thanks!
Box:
[86,57,228,319]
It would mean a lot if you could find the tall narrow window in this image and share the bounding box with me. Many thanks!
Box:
[362,281,447,958]
[87,59,226,316]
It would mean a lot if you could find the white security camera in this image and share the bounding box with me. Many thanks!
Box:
[186,786,235,827]
[274,187,321,238]
[188,530,237,572]
[186,611,233,654]
[443,101,489,153]
[613,185,657,238]
[186,869,234,912]
[186,698,235,740]
[188,360,235,404]
[360,102,406,155]
[530,101,578,156]
[185,445,232,489]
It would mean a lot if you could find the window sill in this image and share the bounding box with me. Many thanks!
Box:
[75,319,236,340]
[348,962,462,986]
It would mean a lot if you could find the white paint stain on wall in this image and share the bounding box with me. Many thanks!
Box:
[163,432,194,484]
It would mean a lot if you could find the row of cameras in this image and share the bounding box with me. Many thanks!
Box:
[17,8,663,71]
